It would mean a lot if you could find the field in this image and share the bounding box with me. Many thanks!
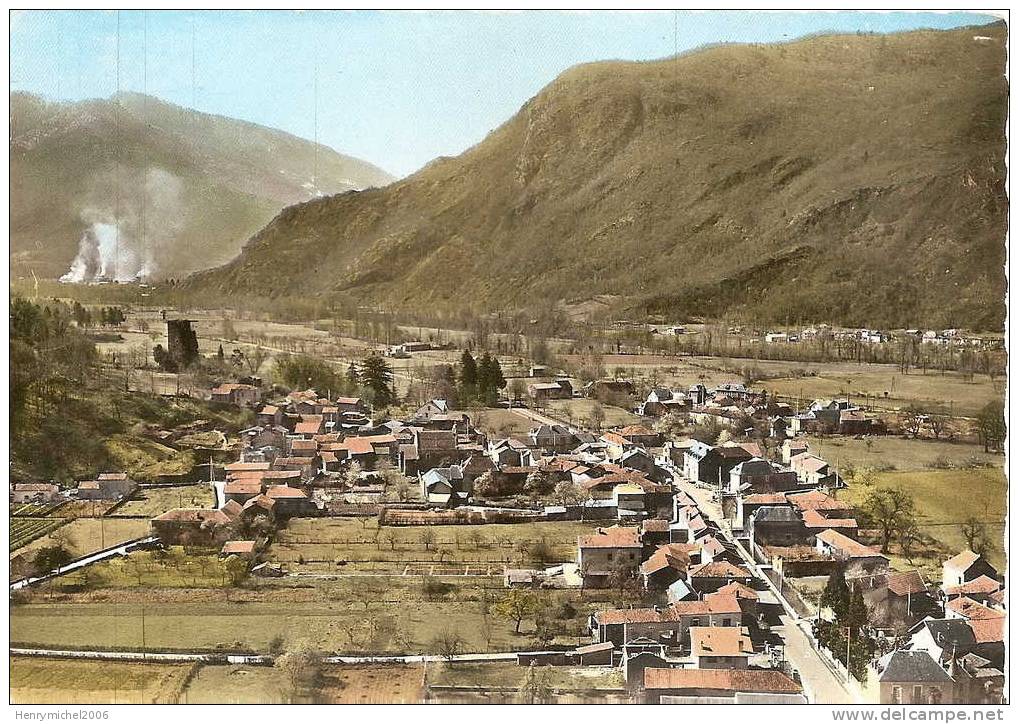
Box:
[12,518,152,561]
[804,436,1004,473]
[9,591,602,654]
[842,468,1006,575]
[51,548,234,589]
[474,407,536,439]
[545,398,642,429]
[10,518,67,551]
[270,518,600,574]
[10,656,194,704]
[183,663,425,704]
[427,661,623,689]
[112,484,215,517]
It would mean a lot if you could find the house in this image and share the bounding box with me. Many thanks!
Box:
[683,442,752,488]
[639,388,690,417]
[690,626,753,669]
[12,483,61,504]
[413,399,452,421]
[590,594,743,647]
[256,404,285,428]
[293,415,325,437]
[489,438,534,468]
[264,485,316,517]
[530,424,576,453]
[640,543,695,590]
[151,508,234,545]
[687,560,753,594]
[726,459,799,496]
[945,596,1005,622]
[210,383,260,406]
[528,379,572,403]
[849,570,934,630]
[942,550,998,590]
[642,668,803,704]
[815,529,889,575]
[878,650,954,705]
[943,575,1002,602]
[420,465,469,506]
[616,425,662,448]
[77,473,137,501]
[577,526,641,587]
[220,540,258,559]
[584,379,636,401]
[789,453,839,487]
[749,505,807,548]
[224,480,263,504]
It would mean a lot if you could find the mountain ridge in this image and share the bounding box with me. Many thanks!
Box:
[191,23,1007,329]
[10,91,394,280]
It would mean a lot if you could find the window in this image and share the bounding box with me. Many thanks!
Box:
[721,618,732,627]
[607,553,614,561]
[692,618,700,627]
[892,687,902,704]
[929,688,942,705]
[912,686,923,705]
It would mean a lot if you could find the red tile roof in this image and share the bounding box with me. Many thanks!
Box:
[579,526,641,549]
[643,668,801,694]
[691,626,753,657]
[944,575,1000,597]
[594,595,742,625]
[886,570,928,597]
[944,550,983,571]
[224,481,262,495]
[816,529,886,559]
[689,561,751,579]
[801,509,858,530]
[265,485,308,499]
[221,540,256,555]
[946,596,1005,621]
[967,617,1004,644]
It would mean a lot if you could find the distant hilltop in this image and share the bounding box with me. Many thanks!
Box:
[188,23,1006,331]
[10,91,394,281]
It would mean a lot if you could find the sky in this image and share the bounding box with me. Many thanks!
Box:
[10,10,1000,178]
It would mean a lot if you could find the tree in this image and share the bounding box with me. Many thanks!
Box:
[224,555,250,586]
[552,480,585,507]
[359,354,396,407]
[474,471,499,499]
[586,403,605,431]
[267,634,286,656]
[508,378,527,406]
[960,517,995,558]
[518,663,554,704]
[32,544,73,573]
[430,628,465,663]
[246,345,270,376]
[820,565,851,621]
[493,590,539,634]
[274,643,324,703]
[524,470,552,498]
[458,350,478,401]
[977,401,1005,453]
[420,528,437,551]
[861,487,918,553]
[901,405,926,438]
[274,354,339,394]
[476,352,507,405]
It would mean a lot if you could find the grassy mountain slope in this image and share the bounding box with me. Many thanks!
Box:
[189,24,1007,329]
[10,92,394,280]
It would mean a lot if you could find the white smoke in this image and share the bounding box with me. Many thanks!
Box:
[60,167,185,284]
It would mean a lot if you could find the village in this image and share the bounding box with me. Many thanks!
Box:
[9,312,1006,705]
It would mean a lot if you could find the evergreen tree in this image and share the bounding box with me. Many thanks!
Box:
[346,362,360,385]
[360,354,395,407]
[217,344,225,363]
[820,565,850,621]
[459,350,478,400]
[847,584,869,630]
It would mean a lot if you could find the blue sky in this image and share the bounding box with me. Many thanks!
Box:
[10,10,998,177]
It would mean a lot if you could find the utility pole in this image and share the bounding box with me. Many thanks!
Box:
[141,604,147,659]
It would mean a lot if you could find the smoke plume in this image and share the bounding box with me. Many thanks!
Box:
[60,166,185,283]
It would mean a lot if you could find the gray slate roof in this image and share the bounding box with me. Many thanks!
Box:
[880,651,954,684]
